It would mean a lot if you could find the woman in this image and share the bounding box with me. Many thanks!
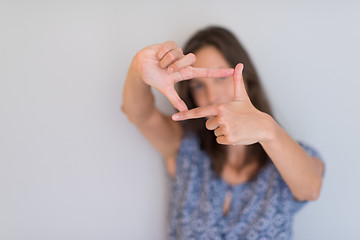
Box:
[122,26,324,239]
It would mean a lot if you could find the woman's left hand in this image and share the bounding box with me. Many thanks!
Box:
[172,63,273,145]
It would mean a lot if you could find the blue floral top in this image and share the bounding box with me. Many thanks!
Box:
[167,133,322,240]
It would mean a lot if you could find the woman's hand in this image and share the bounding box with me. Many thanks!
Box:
[130,41,234,112]
[171,63,324,201]
[172,63,273,145]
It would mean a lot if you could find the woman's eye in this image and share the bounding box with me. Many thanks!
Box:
[216,77,227,82]
[190,82,204,90]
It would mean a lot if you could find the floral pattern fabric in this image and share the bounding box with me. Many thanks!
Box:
[167,133,322,240]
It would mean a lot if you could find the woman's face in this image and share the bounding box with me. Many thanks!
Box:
[190,45,235,107]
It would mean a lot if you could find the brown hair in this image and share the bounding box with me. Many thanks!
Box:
[178,26,273,177]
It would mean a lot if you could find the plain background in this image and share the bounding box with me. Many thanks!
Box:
[1,1,359,239]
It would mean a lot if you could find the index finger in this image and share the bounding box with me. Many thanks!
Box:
[172,104,217,121]
[190,67,234,79]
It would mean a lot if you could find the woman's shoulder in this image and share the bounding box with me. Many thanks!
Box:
[178,131,200,151]
[175,131,209,171]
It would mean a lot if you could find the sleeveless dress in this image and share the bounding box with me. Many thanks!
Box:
[167,133,323,240]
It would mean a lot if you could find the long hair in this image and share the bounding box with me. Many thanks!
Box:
[178,26,273,177]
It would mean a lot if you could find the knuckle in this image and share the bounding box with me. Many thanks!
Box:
[222,124,228,134]
[217,116,225,124]
[188,52,196,59]
[171,63,179,72]
[165,40,177,47]
[194,108,200,116]
[158,60,166,68]
[155,49,162,60]
[172,61,182,72]
[187,53,196,64]
[177,47,183,55]
[225,135,233,143]
[163,41,177,52]
[159,41,177,57]
[166,51,176,61]
[216,104,226,114]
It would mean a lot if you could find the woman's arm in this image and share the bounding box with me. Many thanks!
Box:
[123,66,183,161]
[122,41,235,163]
[122,62,157,125]
[122,42,186,160]
[259,117,324,201]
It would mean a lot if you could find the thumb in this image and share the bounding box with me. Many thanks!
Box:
[164,87,188,112]
[233,63,250,102]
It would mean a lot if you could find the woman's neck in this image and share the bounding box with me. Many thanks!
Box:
[226,145,246,168]
[221,145,260,185]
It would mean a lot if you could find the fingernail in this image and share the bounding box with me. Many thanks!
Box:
[172,114,179,120]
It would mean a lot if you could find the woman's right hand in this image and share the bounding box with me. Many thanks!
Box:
[130,41,234,112]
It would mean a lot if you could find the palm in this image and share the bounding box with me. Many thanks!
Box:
[140,46,179,92]
[134,44,234,112]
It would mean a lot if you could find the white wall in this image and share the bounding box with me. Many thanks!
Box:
[1,1,359,239]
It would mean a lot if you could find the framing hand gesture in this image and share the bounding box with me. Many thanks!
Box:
[132,41,234,112]
[172,64,270,145]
